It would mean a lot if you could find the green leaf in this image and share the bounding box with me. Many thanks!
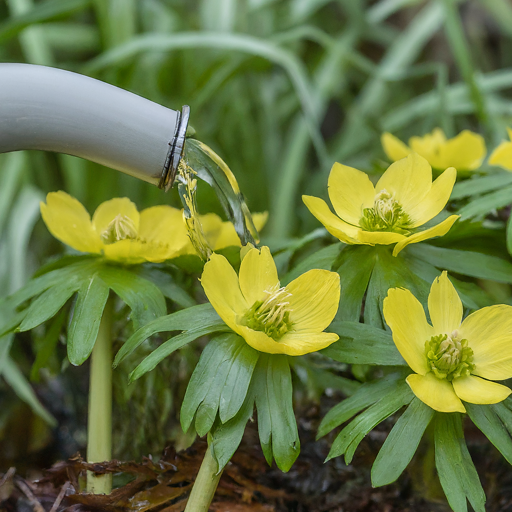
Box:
[451,172,512,200]
[129,319,229,383]
[467,403,512,466]
[136,267,196,308]
[8,258,99,309]
[493,401,512,437]
[18,280,80,332]
[323,321,405,366]
[98,265,166,330]
[254,354,300,472]
[371,398,434,487]
[180,333,241,435]
[30,308,67,381]
[0,0,91,44]
[407,244,512,283]
[333,245,376,322]
[326,379,413,463]
[211,387,255,471]
[318,372,408,438]
[434,413,486,512]
[2,355,56,426]
[365,246,429,328]
[219,341,259,423]
[67,273,109,366]
[281,242,343,285]
[114,303,222,367]
[507,214,512,257]
[457,184,512,220]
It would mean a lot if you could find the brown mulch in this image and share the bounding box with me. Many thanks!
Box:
[2,407,512,512]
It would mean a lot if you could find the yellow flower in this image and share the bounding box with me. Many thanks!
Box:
[383,272,512,413]
[180,212,268,254]
[200,246,340,356]
[41,191,189,264]
[382,128,486,171]
[489,127,512,171]
[303,153,459,256]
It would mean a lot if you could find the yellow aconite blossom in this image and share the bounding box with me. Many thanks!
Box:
[489,127,512,171]
[41,191,189,264]
[201,246,340,356]
[181,212,268,254]
[382,128,486,171]
[383,272,512,413]
[303,153,459,257]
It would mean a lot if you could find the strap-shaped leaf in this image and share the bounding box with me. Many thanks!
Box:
[326,379,413,463]
[211,387,256,471]
[114,303,222,368]
[219,339,259,423]
[318,372,409,438]
[408,244,512,283]
[281,242,344,285]
[434,412,486,512]
[67,273,110,366]
[458,184,512,220]
[468,403,512,466]
[136,267,196,308]
[451,172,512,200]
[372,398,434,487]
[129,320,229,383]
[365,246,429,328]
[18,280,80,332]
[323,321,405,366]
[180,333,240,433]
[2,355,56,426]
[98,266,166,330]
[333,245,376,322]
[254,354,300,472]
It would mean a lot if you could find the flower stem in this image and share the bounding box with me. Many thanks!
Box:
[86,297,113,494]
[184,445,223,512]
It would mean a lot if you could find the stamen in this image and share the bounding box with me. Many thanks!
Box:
[359,189,411,233]
[242,285,293,341]
[101,214,138,244]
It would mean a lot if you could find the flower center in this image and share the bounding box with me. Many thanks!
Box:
[101,214,138,244]
[359,189,411,233]
[242,284,293,341]
[425,330,475,381]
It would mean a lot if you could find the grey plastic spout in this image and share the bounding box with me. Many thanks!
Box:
[0,63,189,190]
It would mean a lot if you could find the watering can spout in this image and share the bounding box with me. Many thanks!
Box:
[0,63,189,190]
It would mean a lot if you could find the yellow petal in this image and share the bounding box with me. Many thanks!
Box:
[406,373,466,413]
[383,288,433,375]
[40,191,102,253]
[201,253,248,332]
[357,230,406,245]
[375,153,432,214]
[489,140,512,171]
[327,162,375,225]
[213,212,268,250]
[452,375,511,404]
[438,130,486,171]
[428,271,463,335]
[406,167,456,227]
[392,215,459,257]
[139,205,190,254]
[286,270,340,331]
[239,246,279,307]
[236,324,338,355]
[92,197,140,235]
[102,239,148,264]
[460,304,512,380]
[302,195,361,244]
[381,132,411,162]
[408,129,447,170]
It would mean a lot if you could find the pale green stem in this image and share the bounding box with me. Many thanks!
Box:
[86,297,113,494]
[184,445,223,512]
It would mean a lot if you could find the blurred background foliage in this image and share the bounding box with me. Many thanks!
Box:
[2,0,512,472]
